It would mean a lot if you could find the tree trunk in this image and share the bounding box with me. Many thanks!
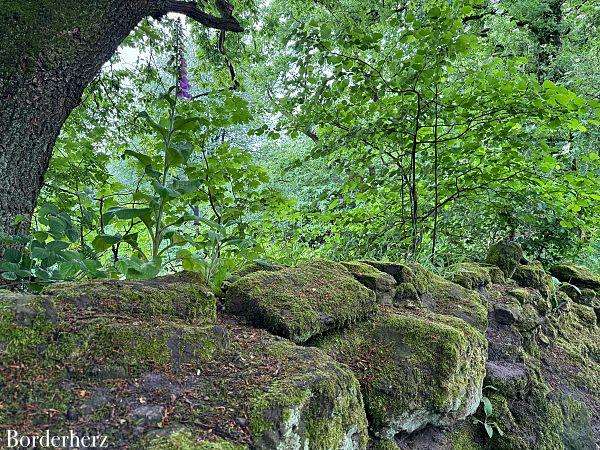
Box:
[0,0,241,239]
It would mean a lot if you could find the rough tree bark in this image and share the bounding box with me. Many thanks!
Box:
[0,0,242,239]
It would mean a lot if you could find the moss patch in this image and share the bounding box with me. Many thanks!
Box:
[485,241,523,278]
[550,263,600,291]
[249,342,368,449]
[225,260,377,343]
[142,429,247,449]
[315,306,487,438]
[447,262,492,290]
[342,261,397,304]
[43,273,216,325]
[512,263,553,298]
[407,264,488,332]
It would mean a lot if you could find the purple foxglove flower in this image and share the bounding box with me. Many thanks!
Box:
[177,56,192,99]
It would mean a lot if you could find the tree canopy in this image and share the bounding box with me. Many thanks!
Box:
[1,0,599,289]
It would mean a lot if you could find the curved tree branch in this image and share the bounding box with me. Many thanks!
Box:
[157,0,243,32]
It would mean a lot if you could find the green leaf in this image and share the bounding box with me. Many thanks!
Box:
[1,272,17,281]
[103,207,152,224]
[46,240,70,252]
[92,234,122,252]
[124,149,153,167]
[0,261,19,272]
[484,422,494,438]
[138,111,168,137]
[482,396,493,416]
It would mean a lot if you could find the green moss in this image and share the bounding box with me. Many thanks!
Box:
[361,260,415,283]
[407,264,488,332]
[486,265,506,284]
[394,282,420,305]
[369,437,399,449]
[225,260,377,343]
[316,308,487,438]
[485,241,523,278]
[1,293,54,362]
[224,260,286,287]
[550,263,600,291]
[512,263,553,298]
[143,429,247,449]
[249,341,368,449]
[447,262,492,290]
[79,321,222,376]
[448,424,483,450]
[43,275,216,325]
[506,288,531,304]
[342,261,396,304]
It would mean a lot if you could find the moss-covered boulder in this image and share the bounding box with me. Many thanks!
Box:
[223,260,287,290]
[386,422,483,450]
[407,264,488,332]
[1,288,369,450]
[249,341,368,449]
[315,307,487,439]
[363,262,488,331]
[361,261,415,284]
[447,262,492,290]
[43,272,216,325]
[481,282,599,450]
[560,283,599,319]
[550,263,600,291]
[225,260,377,343]
[394,282,420,305]
[342,261,397,304]
[511,262,553,298]
[485,241,523,278]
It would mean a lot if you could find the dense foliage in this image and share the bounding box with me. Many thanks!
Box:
[1,0,599,289]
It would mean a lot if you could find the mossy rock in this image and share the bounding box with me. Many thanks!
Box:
[361,261,416,284]
[0,292,226,376]
[223,260,287,289]
[408,264,488,332]
[512,263,553,298]
[487,266,506,284]
[342,261,397,304]
[484,361,528,399]
[362,263,487,331]
[315,307,487,439]
[249,342,368,450]
[388,422,483,450]
[43,273,216,325]
[142,429,247,449]
[447,262,492,290]
[77,321,225,377]
[2,305,369,449]
[483,289,599,449]
[485,241,523,278]
[225,260,377,343]
[368,437,400,449]
[394,282,420,305]
[550,263,600,291]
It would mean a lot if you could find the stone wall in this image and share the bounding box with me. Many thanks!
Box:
[1,251,598,449]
